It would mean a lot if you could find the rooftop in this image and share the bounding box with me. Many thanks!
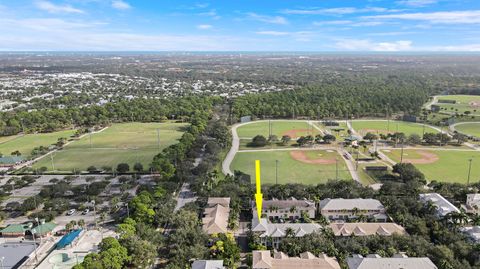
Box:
[419,193,460,217]
[329,223,406,237]
[202,197,230,234]
[347,254,437,269]
[0,156,24,164]
[192,260,224,269]
[253,250,341,269]
[319,198,385,211]
[252,218,321,238]
[0,242,37,269]
[259,197,315,210]
[460,226,480,242]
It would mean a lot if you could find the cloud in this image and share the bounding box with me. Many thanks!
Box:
[282,7,396,15]
[313,20,352,26]
[35,1,84,14]
[197,24,212,30]
[247,13,288,24]
[199,10,220,20]
[335,39,413,51]
[111,0,131,10]
[396,0,438,7]
[366,10,480,24]
[255,31,290,36]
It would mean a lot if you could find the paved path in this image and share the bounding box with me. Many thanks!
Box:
[174,183,197,212]
[424,95,440,110]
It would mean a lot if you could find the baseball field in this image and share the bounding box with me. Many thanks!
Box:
[351,120,440,136]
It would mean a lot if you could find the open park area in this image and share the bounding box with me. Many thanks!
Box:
[236,120,320,139]
[0,129,76,157]
[435,95,480,115]
[454,122,480,138]
[32,122,187,172]
[381,148,480,183]
[351,120,440,136]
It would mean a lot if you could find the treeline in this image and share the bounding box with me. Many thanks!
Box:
[0,96,218,136]
[233,76,432,119]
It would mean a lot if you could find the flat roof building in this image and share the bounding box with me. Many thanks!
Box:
[419,193,460,218]
[192,260,224,269]
[347,254,437,269]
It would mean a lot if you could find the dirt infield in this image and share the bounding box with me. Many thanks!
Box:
[469,101,480,108]
[290,151,336,164]
[283,129,312,138]
[403,150,439,164]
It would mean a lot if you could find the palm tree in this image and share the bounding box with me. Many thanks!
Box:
[285,227,295,238]
[289,206,297,214]
[78,219,85,229]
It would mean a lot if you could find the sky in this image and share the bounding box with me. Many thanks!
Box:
[1,0,480,51]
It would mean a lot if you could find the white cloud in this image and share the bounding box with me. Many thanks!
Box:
[255,31,289,36]
[397,0,438,7]
[313,20,352,26]
[282,7,397,15]
[366,10,480,24]
[111,0,131,10]
[247,13,288,25]
[199,10,220,20]
[336,39,413,51]
[197,24,212,30]
[35,1,84,14]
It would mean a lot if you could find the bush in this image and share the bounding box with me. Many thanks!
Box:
[250,135,267,147]
[117,163,130,173]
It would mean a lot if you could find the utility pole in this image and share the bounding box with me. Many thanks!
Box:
[50,154,55,171]
[275,160,279,185]
[400,140,405,164]
[467,158,473,185]
[335,157,339,180]
[157,128,160,150]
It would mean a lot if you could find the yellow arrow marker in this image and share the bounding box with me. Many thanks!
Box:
[254,160,263,220]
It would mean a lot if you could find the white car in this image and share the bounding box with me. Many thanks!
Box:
[67,209,76,216]
[82,209,90,215]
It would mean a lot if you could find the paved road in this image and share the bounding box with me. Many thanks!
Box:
[222,122,244,176]
[174,183,197,212]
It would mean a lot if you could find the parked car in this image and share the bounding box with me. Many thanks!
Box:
[82,208,90,215]
[67,209,76,215]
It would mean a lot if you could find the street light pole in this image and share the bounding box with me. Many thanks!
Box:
[335,157,339,180]
[400,140,405,164]
[467,158,473,185]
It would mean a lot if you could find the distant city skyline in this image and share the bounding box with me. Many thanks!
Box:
[1,0,480,51]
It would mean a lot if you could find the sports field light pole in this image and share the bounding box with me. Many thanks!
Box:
[400,139,405,164]
[31,228,39,263]
[157,128,160,150]
[275,160,279,185]
[50,154,55,171]
[335,157,339,180]
[467,158,473,185]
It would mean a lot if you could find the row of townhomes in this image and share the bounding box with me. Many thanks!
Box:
[194,196,446,268]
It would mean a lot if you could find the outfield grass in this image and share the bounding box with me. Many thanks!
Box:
[351,120,439,136]
[237,121,320,138]
[230,149,351,184]
[0,130,76,157]
[32,122,187,172]
[455,122,480,137]
[381,149,480,183]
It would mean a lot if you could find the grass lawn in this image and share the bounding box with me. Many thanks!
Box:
[237,120,320,138]
[32,122,187,172]
[351,120,439,136]
[455,122,480,137]
[435,95,480,115]
[381,149,480,183]
[0,130,76,157]
[230,149,352,184]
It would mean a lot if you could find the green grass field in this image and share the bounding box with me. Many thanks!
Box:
[435,95,480,115]
[32,122,187,172]
[237,121,320,138]
[381,149,480,183]
[0,130,76,157]
[230,149,351,184]
[351,120,439,136]
[455,122,480,137]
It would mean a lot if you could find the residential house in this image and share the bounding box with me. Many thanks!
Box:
[202,197,230,234]
[192,260,224,269]
[252,217,321,249]
[252,250,341,269]
[253,197,316,221]
[347,254,437,269]
[329,223,406,237]
[319,198,387,222]
[419,193,460,218]
[460,226,480,243]
[461,194,480,214]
